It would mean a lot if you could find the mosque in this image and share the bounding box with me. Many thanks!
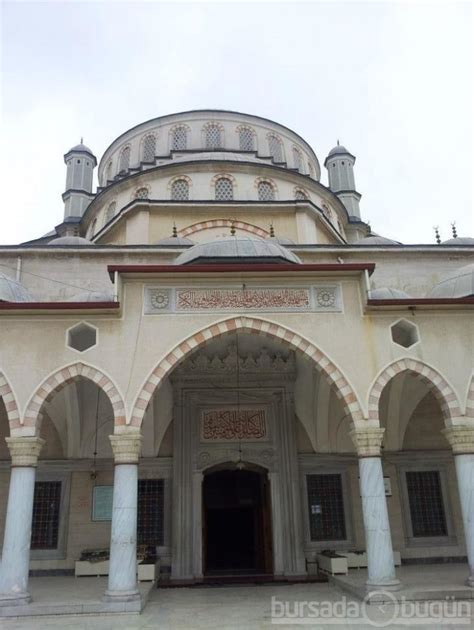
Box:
[0,110,473,609]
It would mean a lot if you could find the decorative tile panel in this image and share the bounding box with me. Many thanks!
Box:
[144,285,342,314]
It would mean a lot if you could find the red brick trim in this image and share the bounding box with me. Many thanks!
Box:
[178,219,269,239]
[0,372,21,433]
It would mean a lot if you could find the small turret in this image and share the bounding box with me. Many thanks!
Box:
[324,141,361,219]
[62,141,97,219]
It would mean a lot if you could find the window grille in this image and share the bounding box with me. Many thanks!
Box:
[406,471,447,537]
[295,189,308,200]
[31,481,62,549]
[171,179,189,200]
[239,127,255,151]
[142,135,156,162]
[205,124,222,149]
[137,479,164,546]
[257,181,275,201]
[293,148,303,171]
[268,135,283,162]
[171,126,187,151]
[215,178,234,200]
[135,187,149,199]
[119,146,130,173]
[306,474,346,541]
[105,202,116,222]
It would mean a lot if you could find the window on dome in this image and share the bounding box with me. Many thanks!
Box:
[135,187,149,200]
[205,124,223,149]
[171,126,188,151]
[215,177,234,201]
[105,202,116,222]
[119,146,130,173]
[239,127,255,151]
[293,148,303,172]
[268,135,283,162]
[105,161,113,183]
[142,134,156,162]
[295,189,308,200]
[308,162,314,178]
[258,181,275,201]
[171,179,189,201]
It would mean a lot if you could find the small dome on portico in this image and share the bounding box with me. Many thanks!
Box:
[174,237,301,265]
[0,273,33,302]
[429,263,474,298]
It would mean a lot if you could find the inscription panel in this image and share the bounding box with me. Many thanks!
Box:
[200,408,267,442]
[144,285,342,314]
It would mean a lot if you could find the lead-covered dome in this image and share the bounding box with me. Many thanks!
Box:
[48,236,95,246]
[357,235,401,245]
[174,237,301,265]
[369,287,411,299]
[429,264,474,298]
[441,237,474,245]
[0,273,32,302]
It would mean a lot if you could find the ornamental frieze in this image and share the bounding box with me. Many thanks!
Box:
[144,285,342,313]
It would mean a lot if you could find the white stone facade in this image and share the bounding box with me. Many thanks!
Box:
[0,109,473,606]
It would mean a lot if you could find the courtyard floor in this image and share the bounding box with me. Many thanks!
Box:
[0,566,473,629]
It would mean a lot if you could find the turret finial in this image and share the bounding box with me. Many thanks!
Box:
[337,139,340,146]
[434,226,441,245]
[172,224,178,238]
[269,223,275,238]
[451,222,457,239]
[230,219,236,236]
[80,137,83,144]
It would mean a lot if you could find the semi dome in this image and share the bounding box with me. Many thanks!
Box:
[48,236,95,246]
[369,287,411,299]
[0,273,32,302]
[174,237,301,265]
[155,236,194,246]
[68,291,114,302]
[357,235,401,245]
[441,237,474,245]
[429,264,474,299]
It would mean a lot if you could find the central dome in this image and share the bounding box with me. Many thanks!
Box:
[174,237,301,265]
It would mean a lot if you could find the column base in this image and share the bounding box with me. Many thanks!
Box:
[103,589,141,603]
[366,578,401,592]
[0,592,32,607]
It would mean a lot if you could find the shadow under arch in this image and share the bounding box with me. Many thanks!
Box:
[368,358,462,426]
[22,362,126,436]
[130,315,363,429]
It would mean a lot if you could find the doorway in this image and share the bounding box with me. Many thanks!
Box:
[203,468,273,575]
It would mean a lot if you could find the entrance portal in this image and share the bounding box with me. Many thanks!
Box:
[203,468,272,575]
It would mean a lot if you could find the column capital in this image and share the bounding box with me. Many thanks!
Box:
[350,426,385,457]
[442,425,474,455]
[5,436,45,467]
[109,432,142,464]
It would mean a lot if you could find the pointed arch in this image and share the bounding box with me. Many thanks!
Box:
[130,316,363,428]
[368,358,462,426]
[466,373,474,419]
[0,371,21,433]
[23,362,126,435]
[178,219,269,239]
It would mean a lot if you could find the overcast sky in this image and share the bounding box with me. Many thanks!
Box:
[0,0,472,245]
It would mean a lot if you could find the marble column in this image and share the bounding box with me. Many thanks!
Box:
[350,426,400,591]
[103,430,142,603]
[442,425,474,587]
[0,436,44,606]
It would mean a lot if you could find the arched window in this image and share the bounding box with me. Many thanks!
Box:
[105,161,113,183]
[205,124,222,149]
[135,187,149,200]
[268,135,283,162]
[89,218,97,238]
[171,126,187,151]
[142,134,156,162]
[257,181,275,201]
[105,202,116,222]
[118,146,130,173]
[239,127,255,151]
[293,147,303,172]
[308,162,315,178]
[215,177,234,201]
[171,179,189,201]
[295,189,308,200]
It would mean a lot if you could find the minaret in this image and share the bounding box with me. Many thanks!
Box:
[62,141,97,219]
[324,141,361,219]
